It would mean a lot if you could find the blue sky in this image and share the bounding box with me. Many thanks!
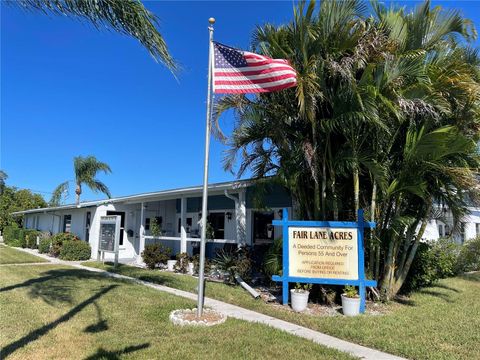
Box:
[2,1,480,204]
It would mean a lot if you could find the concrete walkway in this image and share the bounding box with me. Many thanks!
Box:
[9,247,406,360]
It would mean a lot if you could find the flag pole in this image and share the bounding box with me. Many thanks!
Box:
[197,17,215,318]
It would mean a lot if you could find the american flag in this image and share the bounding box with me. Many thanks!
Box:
[213,42,297,94]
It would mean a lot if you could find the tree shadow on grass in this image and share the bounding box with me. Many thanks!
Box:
[2,284,118,359]
[459,272,480,282]
[433,283,461,293]
[1,269,131,306]
[394,295,416,307]
[417,289,454,303]
[99,262,190,289]
[84,302,109,333]
[83,343,150,360]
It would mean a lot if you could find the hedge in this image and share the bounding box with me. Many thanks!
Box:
[49,233,79,257]
[23,229,41,249]
[38,237,52,254]
[2,226,42,249]
[59,240,92,261]
[3,225,18,243]
[456,236,480,272]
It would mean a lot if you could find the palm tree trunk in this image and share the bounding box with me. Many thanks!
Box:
[379,197,400,299]
[369,181,377,277]
[321,160,327,219]
[332,177,338,221]
[312,124,321,220]
[393,203,432,293]
[75,184,82,206]
[353,166,360,221]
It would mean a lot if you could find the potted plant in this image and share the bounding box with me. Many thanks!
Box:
[290,283,312,312]
[167,256,177,272]
[174,252,191,274]
[188,261,195,275]
[150,217,162,237]
[341,285,361,316]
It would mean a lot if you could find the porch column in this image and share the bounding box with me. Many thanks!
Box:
[180,197,187,253]
[138,202,146,264]
[237,190,247,245]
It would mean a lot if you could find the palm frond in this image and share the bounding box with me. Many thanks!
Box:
[49,181,69,206]
[10,0,177,71]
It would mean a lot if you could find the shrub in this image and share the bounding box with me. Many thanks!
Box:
[49,232,79,257]
[17,229,28,248]
[59,240,91,261]
[403,238,460,293]
[8,238,24,247]
[6,228,26,247]
[192,254,211,275]
[24,230,41,249]
[263,237,283,279]
[38,237,52,254]
[456,236,480,272]
[3,225,18,243]
[142,244,171,269]
[213,246,253,283]
[174,252,191,273]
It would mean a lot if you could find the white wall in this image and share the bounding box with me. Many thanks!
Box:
[419,208,480,244]
[94,203,141,261]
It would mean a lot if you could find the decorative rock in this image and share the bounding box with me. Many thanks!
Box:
[169,308,227,327]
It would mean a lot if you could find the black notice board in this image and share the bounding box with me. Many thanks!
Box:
[99,223,116,252]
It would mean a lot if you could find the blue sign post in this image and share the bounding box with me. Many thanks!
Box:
[272,208,377,313]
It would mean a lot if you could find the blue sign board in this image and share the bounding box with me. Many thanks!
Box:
[272,208,377,313]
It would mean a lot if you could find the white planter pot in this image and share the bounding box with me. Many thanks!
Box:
[290,289,309,312]
[188,262,195,275]
[167,260,177,272]
[341,294,361,316]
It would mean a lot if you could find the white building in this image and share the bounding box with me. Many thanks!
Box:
[14,179,479,262]
[15,179,292,262]
[422,206,480,244]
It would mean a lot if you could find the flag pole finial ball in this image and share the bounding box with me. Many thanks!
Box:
[209,17,215,24]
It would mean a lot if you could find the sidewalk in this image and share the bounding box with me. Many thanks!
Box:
[12,246,406,360]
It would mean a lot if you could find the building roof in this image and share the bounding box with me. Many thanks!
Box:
[12,178,253,216]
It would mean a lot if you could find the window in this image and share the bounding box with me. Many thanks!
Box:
[145,218,150,231]
[253,211,275,245]
[178,217,192,233]
[85,212,91,242]
[207,212,225,239]
[63,215,72,233]
[438,224,445,237]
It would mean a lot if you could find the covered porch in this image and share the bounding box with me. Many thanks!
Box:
[115,187,247,262]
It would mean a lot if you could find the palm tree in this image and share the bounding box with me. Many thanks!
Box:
[7,0,176,71]
[52,156,112,206]
[73,156,112,205]
[214,0,480,299]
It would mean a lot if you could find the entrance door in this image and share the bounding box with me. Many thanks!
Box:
[252,211,275,267]
[253,211,274,245]
[106,211,125,245]
[207,212,225,239]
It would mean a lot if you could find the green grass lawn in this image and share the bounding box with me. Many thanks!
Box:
[0,263,355,360]
[0,245,47,265]
[83,261,480,360]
